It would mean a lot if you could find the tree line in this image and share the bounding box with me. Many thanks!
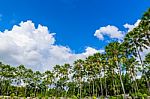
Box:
[0,8,150,98]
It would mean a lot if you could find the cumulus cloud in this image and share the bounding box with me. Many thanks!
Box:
[94,19,150,59]
[94,25,124,41]
[94,20,142,41]
[124,20,141,32]
[0,21,103,71]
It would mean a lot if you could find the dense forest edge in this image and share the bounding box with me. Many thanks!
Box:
[0,8,150,99]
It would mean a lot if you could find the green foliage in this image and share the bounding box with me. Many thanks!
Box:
[10,93,15,97]
[109,96,117,99]
[100,96,104,99]
[45,96,49,99]
[92,96,97,99]
[71,95,78,99]
[0,8,150,99]
[143,94,148,98]
[130,92,148,98]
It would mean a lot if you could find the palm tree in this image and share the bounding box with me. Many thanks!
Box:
[139,8,150,44]
[85,56,97,96]
[73,59,85,99]
[24,68,33,97]
[125,57,139,94]
[43,70,54,96]
[124,27,150,93]
[93,53,104,96]
[33,71,42,97]
[105,42,126,98]
[15,65,26,96]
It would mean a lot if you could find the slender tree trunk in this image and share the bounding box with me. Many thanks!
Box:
[96,87,98,97]
[89,81,91,97]
[116,60,126,99]
[80,77,82,99]
[17,86,19,96]
[7,84,9,96]
[93,80,95,96]
[104,68,107,96]
[136,46,150,93]
[100,77,103,96]
[133,74,139,93]
[112,69,116,96]
[34,85,36,97]
[115,79,119,95]
[99,68,103,96]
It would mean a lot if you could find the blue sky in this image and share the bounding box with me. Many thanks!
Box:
[0,0,149,52]
[0,0,149,71]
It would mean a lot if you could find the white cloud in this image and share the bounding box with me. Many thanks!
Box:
[94,25,124,40]
[0,20,102,72]
[124,20,141,32]
[94,19,150,61]
[94,20,141,41]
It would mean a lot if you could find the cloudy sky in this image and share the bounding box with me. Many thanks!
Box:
[0,0,149,71]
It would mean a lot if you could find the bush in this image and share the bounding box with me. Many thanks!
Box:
[109,96,117,99]
[92,96,97,99]
[45,96,49,99]
[117,95,123,99]
[100,96,104,99]
[142,93,147,98]
[10,93,15,97]
[130,92,147,98]
[38,94,43,99]
[30,93,35,97]
[71,95,78,99]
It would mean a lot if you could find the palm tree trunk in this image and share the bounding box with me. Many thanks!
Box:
[116,60,126,99]
[137,49,150,93]
[112,69,116,96]
[104,69,107,96]
[136,46,150,93]
[93,80,95,96]
[34,85,36,97]
[133,74,139,93]
[99,68,103,96]
[100,77,103,96]
[25,87,27,97]
[80,77,82,99]
[17,86,19,96]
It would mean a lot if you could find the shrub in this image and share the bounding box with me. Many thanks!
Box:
[142,93,147,98]
[71,95,78,99]
[92,96,97,99]
[117,95,123,99]
[10,93,15,97]
[45,96,49,99]
[109,96,117,99]
[100,96,104,99]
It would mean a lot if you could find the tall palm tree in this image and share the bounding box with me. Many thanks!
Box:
[73,59,85,99]
[15,65,26,96]
[93,53,104,96]
[24,68,33,97]
[43,70,54,96]
[124,27,150,93]
[139,8,150,44]
[33,71,42,97]
[125,57,139,94]
[85,56,97,96]
[105,42,126,98]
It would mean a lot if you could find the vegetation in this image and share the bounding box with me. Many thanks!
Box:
[0,8,150,98]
